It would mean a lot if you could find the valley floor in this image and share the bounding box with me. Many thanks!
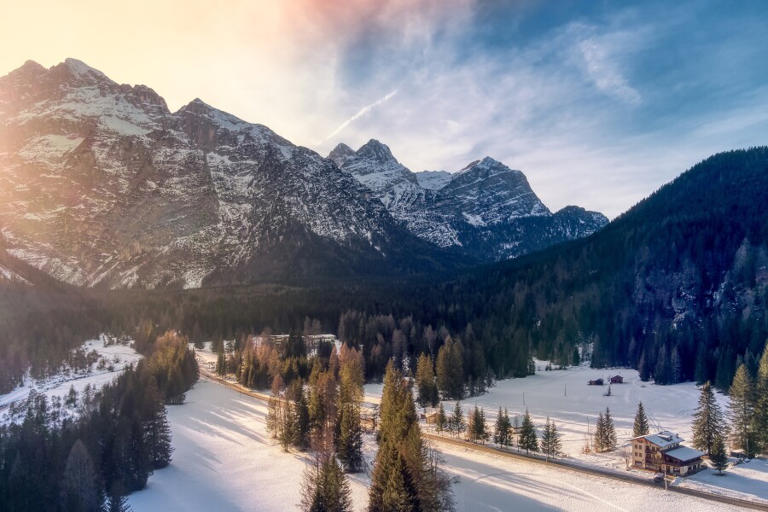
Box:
[128,376,750,511]
[367,362,768,506]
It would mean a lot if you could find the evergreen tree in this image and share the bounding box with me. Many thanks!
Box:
[466,406,475,441]
[477,407,488,443]
[266,374,284,439]
[710,434,728,475]
[435,403,447,434]
[633,402,650,438]
[594,412,606,452]
[436,339,464,400]
[753,342,768,454]
[415,353,439,408]
[294,383,311,451]
[540,418,562,460]
[467,406,487,443]
[368,361,454,511]
[572,346,581,366]
[519,410,538,453]
[216,342,226,376]
[61,440,100,512]
[729,364,757,456]
[105,493,132,512]
[692,381,727,455]
[604,408,617,451]
[301,453,353,512]
[337,402,363,472]
[146,400,173,469]
[450,401,465,437]
[493,407,512,447]
[280,399,298,450]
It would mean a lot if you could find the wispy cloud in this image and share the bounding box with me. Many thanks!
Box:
[323,89,399,142]
[577,36,642,105]
[7,0,765,218]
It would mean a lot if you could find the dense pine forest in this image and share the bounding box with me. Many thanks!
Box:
[0,332,198,511]
[78,148,768,394]
[2,148,767,405]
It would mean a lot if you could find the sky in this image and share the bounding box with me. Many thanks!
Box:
[1,0,767,218]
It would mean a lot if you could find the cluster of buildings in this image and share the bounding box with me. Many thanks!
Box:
[588,375,624,386]
[251,333,339,356]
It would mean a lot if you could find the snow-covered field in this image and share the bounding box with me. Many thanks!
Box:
[367,363,721,459]
[366,363,768,506]
[128,379,371,511]
[0,334,141,425]
[130,375,749,511]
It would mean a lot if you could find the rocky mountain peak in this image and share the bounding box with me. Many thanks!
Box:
[178,97,214,114]
[47,58,112,86]
[458,156,519,177]
[13,60,46,77]
[328,142,356,167]
[356,139,397,164]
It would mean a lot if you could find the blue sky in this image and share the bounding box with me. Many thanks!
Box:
[3,0,767,217]
[317,0,768,217]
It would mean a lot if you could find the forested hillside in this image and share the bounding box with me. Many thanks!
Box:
[93,148,768,392]
[440,147,768,389]
[0,246,104,393]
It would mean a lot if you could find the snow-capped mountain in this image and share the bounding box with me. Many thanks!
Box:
[0,59,460,289]
[415,170,451,190]
[331,142,608,261]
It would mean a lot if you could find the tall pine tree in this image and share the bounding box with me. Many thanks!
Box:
[753,342,768,454]
[729,364,756,456]
[540,418,561,460]
[436,339,464,400]
[594,412,605,452]
[415,353,439,408]
[519,410,538,454]
[493,407,512,447]
[633,402,650,438]
[450,401,465,437]
[61,440,100,512]
[603,408,617,451]
[435,403,447,434]
[215,342,226,376]
[710,434,728,474]
[301,453,353,512]
[692,381,727,455]
[368,361,454,512]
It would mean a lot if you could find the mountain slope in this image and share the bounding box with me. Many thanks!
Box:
[330,141,607,261]
[0,59,462,289]
[441,147,768,388]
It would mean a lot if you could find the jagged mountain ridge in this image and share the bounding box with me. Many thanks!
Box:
[0,59,463,289]
[330,140,608,261]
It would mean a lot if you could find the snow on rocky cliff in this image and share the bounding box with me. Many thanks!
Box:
[0,59,450,288]
[331,142,608,261]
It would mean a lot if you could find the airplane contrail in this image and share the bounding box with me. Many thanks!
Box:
[324,89,399,142]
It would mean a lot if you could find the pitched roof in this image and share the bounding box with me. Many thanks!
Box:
[664,446,704,462]
[633,431,683,448]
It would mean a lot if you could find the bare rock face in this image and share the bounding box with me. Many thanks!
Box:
[331,143,608,261]
[0,59,456,289]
